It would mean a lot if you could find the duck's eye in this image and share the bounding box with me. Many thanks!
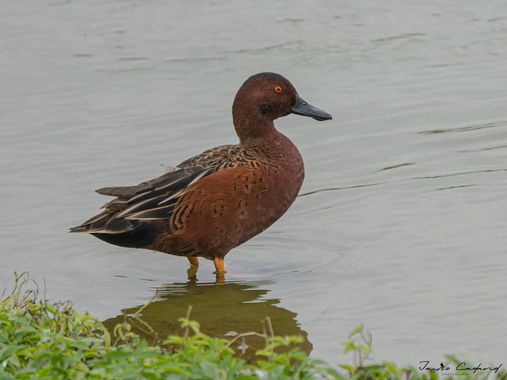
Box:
[274,86,283,94]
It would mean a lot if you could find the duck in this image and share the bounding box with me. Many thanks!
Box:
[70,72,332,280]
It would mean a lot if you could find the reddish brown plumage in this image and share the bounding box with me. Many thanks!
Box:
[70,72,331,274]
[148,132,304,259]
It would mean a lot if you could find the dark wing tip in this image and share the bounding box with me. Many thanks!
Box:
[69,225,87,233]
[96,186,132,197]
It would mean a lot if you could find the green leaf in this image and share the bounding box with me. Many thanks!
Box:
[348,324,364,339]
[0,345,19,362]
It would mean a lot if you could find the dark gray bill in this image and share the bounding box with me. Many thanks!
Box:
[291,95,332,121]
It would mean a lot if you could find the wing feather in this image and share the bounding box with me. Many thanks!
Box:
[71,166,213,233]
[125,204,176,220]
[70,143,242,235]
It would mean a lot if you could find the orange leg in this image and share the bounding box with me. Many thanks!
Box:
[214,257,225,284]
[187,257,199,280]
[213,257,225,273]
[187,256,199,267]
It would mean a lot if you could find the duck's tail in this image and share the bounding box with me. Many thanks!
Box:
[69,209,133,234]
[70,214,159,249]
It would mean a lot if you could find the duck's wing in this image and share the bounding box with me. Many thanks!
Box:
[70,165,213,234]
[177,144,243,170]
[70,144,243,234]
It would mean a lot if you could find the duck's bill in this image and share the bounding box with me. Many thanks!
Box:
[291,95,332,121]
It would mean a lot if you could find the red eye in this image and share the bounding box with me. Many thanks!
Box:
[274,86,283,94]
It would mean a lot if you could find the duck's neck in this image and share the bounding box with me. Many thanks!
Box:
[233,105,280,145]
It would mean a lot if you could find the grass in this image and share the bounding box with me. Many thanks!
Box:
[0,273,505,380]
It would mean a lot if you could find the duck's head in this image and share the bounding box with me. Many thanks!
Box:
[232,72,332,140]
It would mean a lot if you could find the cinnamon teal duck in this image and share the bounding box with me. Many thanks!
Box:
[70,72,332,279]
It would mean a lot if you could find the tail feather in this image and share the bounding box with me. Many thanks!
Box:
[69,210,135,234]
[91,221,159,248]
[69,225,89,233]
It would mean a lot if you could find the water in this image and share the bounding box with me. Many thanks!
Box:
[1,0,506,366]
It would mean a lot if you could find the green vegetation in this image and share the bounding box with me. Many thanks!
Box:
[0,274,505,379]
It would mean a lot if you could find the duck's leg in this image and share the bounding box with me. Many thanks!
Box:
[213,257,225,283]
[187,256,199,267]
[213,257,225,273]
[187,256,199,280]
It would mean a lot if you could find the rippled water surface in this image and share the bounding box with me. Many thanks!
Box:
[2,0,507,365]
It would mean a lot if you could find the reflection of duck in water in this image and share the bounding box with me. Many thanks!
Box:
[103,281,312,357]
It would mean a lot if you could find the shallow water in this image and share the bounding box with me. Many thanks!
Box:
[1,0,507,366]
